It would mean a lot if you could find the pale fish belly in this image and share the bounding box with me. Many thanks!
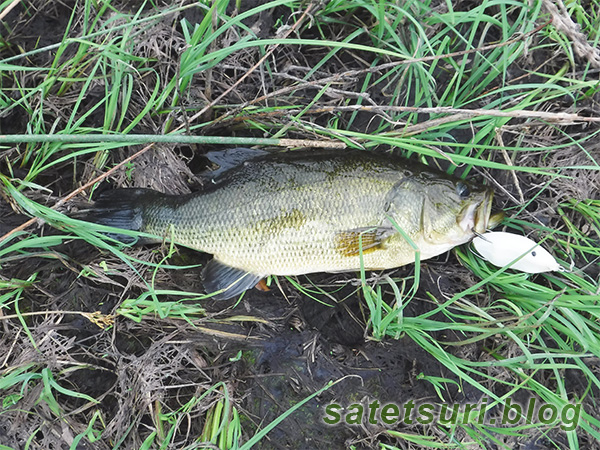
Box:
[212,227,465,276]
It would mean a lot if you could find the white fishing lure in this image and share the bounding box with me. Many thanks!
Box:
[472,231,562,273]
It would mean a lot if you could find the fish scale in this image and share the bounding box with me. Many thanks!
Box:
[146,161,404,273]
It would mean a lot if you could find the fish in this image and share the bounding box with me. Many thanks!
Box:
[85,150,499,300]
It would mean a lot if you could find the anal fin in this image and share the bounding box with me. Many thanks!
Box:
[202,259,262,301]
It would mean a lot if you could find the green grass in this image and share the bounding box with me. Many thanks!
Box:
[1,0,600,448]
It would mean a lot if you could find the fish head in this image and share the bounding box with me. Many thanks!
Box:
[389,174,496,248]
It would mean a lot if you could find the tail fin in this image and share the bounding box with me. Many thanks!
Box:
[84,188,161,243]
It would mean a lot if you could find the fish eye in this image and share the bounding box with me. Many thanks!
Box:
[531,251,537,257]
[456,182,470,199]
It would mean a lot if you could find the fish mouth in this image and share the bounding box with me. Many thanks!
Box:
[458,189,500,235]
[475,189,506,234]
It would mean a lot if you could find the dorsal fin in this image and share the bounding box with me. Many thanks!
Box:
[203,148,270,180]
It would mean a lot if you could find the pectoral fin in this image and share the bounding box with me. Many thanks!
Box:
[202,259,263,300]
[334,226,396,257]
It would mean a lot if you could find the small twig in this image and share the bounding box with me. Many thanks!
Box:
[312,105,600,123]
[229,104,600,126]
[57,146,155,207]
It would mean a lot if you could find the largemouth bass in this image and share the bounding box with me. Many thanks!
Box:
[87,150,498,299]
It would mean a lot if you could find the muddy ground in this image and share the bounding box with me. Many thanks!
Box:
[1,0,600,449]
